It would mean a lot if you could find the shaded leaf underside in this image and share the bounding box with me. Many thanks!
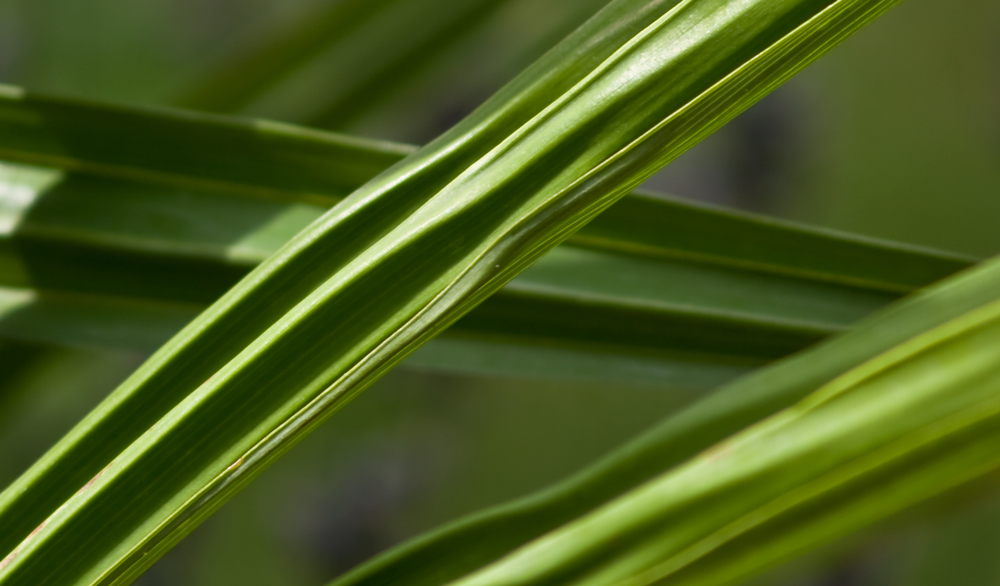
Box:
[0,89,973,385]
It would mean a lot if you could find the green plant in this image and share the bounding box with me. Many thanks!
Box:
[0,0,996,585]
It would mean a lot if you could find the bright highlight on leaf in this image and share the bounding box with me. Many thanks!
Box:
[0,0,995,586]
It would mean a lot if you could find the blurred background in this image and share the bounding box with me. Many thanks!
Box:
[0,0,998,584]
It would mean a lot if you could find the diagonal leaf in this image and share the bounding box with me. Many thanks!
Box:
[332,241,1000,586]
[175,0,511,129]
[0,0,919,583]
[434,255,1000,586]
[173,0,397,114]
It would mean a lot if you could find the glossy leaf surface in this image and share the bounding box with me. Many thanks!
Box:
[333,243,1000,586]
[440,257,1000,586]
[0,0,919,583]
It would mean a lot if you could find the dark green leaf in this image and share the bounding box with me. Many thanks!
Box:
[0,0,925,583]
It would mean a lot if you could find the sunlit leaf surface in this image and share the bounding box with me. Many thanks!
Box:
[0,0,967,585]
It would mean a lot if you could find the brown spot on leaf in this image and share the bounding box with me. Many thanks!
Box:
[0,518,49,571]
[77,462,113,495]
[703,442,733,463]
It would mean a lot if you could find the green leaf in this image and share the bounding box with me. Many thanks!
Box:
[0,0,919,583]
[0,342,47,398]
[173,0,397,114]
[0,104,971,379]
[0,286,201,353]
[436,256,1000,586]
[0,84,412,206]
[175,0,512,129]
[331,239,1000,586]
[0,344,141,494]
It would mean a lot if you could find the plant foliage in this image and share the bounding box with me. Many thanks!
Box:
[1,0,995,585]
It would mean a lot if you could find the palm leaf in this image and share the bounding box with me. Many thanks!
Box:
[0,98,970,383]
[332,241,1000,586]
[0,0,921,583]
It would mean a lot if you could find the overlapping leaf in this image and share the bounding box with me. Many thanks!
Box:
[333,233,1000,586]
[0,97,970,383]
[427,256,1000,586]
[175,0,511,128]
[0,0,925,584]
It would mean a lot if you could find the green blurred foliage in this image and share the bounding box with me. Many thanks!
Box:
[787,0,1000,257]
[0,0,998,584]
[0,344,143,491]
[650,0,1000,259]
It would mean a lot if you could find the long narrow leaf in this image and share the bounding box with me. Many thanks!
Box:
[0,84,411,206]
[176,0,511,129]
[436,256,1000,586]
[0,91,967,295]
[0,0,916,583]
[332,239,1000,586]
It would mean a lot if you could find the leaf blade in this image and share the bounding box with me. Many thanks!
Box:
[0,0,931,583]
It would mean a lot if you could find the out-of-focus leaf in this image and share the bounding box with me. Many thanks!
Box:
[892,494,1000,586]
[0,84,412,206]
[176,0,511,129]
[0,342,47,401]
[0,87,969,295]
[174,0,395,113]
[0,287,200,353]
[0,101,972,377]
[0,0,921,583]
[342,0,613,143]
[0,345,142,495]
[0,152,968,380]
